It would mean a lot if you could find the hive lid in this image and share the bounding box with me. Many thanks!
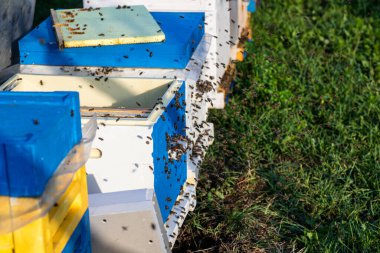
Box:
[51,5,165,48]
[19,12,204,69]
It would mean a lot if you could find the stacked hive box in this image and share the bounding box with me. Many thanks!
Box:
[0,92,91,253]
[11,3,258,250]
[18,9,214,250]
[0,1,257,251]
[0,75,198,251]
[83,0,256,106]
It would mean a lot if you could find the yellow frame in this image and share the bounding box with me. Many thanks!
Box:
[0,167,88,253]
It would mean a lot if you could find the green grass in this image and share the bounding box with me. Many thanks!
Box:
[175,1,380,252]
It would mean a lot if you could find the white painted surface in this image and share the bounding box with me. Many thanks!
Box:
[89,189,170,253]
[1,74,182,126]
[86,125,154,194]
[165,183,196,247]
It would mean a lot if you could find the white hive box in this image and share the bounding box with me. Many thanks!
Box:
[229,0,253,61]
[0,74,191,252]
[18,36,215,246]
[19,35,214,185]
[83,0,232,108]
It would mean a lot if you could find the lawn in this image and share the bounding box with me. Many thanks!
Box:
[175,1,380,252]
[33,0,380,252]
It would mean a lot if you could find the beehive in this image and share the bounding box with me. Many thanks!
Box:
[229,0,255,61]
[83,0,255,107]
[19,12,204,69]
[17,34,215,249]
[18,27,215,189]
[0,74,187,220]
[0,92,91,253]
[0,92,82,197]
[0,168,90,253]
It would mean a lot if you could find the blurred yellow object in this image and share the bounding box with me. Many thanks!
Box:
[0,167,88,253]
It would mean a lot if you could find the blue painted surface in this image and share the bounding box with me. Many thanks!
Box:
[248,0,256,12]
[152,82,187,221]
[19,12,205,69]
[0,92,82,197]
[63,209,92,253]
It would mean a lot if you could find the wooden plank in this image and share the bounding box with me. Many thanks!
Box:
[50,9,65,49]
[80,107,151,118]
[51,6,165,48]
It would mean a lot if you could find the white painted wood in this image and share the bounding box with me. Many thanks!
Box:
[165,183,196,247]
[2,74,182,126]
[89,189,170,253]
[86,125,154,194]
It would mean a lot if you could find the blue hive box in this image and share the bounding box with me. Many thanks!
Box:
[19,12,205,69]
[63,210,92,253]
[0,92,82,197]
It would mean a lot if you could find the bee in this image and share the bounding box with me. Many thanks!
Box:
[33,119,39,125]
[98,137,104,141]
[98,33,105,36]
[149,52,153,57]
[39,80,43,86]
[123,55,129,59]
[136,101,141,106]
